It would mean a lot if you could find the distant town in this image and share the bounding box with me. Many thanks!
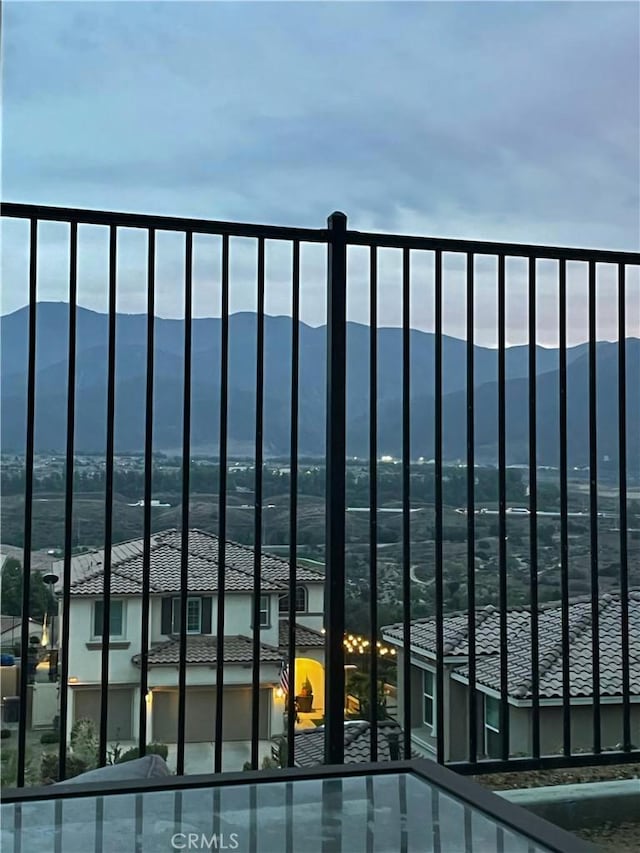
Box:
[2,453,638,633]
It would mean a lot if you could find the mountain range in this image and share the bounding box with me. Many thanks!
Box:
[1,302,638,467]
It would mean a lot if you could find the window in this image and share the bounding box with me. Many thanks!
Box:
[278,586,307,614]
[171,597,202,634]
[484,695,502,758]
[260,595,270,627]
[93,600,125,639]
[422,669,435,729]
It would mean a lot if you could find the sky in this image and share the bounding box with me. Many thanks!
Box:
[2,1,639,346]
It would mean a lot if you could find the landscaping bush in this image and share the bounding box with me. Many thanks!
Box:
[69,718,98,766]
[40,731,60,745]
[0,729,11,739]
[39,752,88,786]
[115,743,169,763]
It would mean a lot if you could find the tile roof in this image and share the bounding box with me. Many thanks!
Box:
[293,720,415,766]
[278,620,325,650]
[68,528,323,597]
[132,634,282,666]
[383,591,640,700]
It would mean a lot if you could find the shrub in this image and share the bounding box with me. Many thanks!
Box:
[39,752,88,786]
[70,718,98,766]
[0,729,11,739]
[115,743,168,764]
[40,731,60,745]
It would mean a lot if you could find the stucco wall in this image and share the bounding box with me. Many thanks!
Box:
[297,584,324,632]
[538,704,640,754]
[64,597,143,684]
[147,661,280,688]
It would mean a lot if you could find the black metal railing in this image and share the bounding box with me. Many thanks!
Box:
[1,201,638,788]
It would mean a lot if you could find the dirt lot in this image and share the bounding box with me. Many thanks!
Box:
[474,764,640,851]
[473,761,640,791]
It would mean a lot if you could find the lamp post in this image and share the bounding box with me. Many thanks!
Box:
[42,572,59,681]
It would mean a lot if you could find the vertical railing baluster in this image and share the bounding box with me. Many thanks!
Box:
[138,228,155,754]
[94,796,104,853]
[17,218,37,787]
[324,211,347,766]
[58,221,77,781]
[528,257,540,760]
[176,231,193,775]
[134,794,144,853]
[285,781,295,853]
[618,263,631,751]
[402,247,412,759]
[365,776,375,853]
[54,800,63,853]
[466,253,477,766]
[251,237,265,769]
[434,248,445,764]
[214,235,230,773]
[399,772,409,853]
[99,224,118,766]
[287,240,300,766]
[368,245,379,762]
[588,260,601,754]
[497,253,509,761]
[558,259,571,757]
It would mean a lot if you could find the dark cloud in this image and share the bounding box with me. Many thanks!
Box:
[2,1,638,335]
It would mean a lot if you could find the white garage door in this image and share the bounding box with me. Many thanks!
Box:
[152,688,270,743]
[73,688,133,741]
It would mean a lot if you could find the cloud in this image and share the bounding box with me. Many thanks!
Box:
[2,0,638,343]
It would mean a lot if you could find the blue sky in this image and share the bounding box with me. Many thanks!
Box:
[2,1,639,343]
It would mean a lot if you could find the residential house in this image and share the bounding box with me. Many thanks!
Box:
[382,591,640,761]
[0,615,44,648]
[291,719,407,766]
[60,529,325,749]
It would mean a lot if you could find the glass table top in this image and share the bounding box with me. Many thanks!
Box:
[1,771,555,853]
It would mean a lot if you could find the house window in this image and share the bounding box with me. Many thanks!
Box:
[93,600,125,639]
[279,586,307,614]
[260,595,270,627]
[484,695,502,758]
[423,669,435,729]
[172,598,202,634]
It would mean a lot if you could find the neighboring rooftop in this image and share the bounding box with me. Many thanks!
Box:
[132,634,282,667]
[382,591,640,700]
[0,615,42,636]
[278,619,325,651]
[66,528,324,597]
[293,719,411,766]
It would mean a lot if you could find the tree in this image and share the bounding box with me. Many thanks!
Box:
[346,671,389,721]
[0,560,56,620]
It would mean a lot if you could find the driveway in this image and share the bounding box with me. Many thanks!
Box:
[165,740,274,774]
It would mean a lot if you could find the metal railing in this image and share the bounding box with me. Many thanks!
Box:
[1,201,638,787]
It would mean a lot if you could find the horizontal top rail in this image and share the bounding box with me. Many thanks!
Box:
[346,228,640,265]
[1,202,329,243]
[3,202,639,263]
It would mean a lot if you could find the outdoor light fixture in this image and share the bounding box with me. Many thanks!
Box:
[275,687,284,699]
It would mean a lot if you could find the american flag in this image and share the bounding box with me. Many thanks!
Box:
[279,661,289,695]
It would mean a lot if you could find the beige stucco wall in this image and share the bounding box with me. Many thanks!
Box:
[537,703,640,754]
[146,661,280,689]
[64,597,143,685]
[297,584,324,632]
[149,592,279,647]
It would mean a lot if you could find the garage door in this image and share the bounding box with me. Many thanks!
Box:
[152,688,270,743]
[73,688,133,741]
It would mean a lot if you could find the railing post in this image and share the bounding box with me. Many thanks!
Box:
[325,211,347,765]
